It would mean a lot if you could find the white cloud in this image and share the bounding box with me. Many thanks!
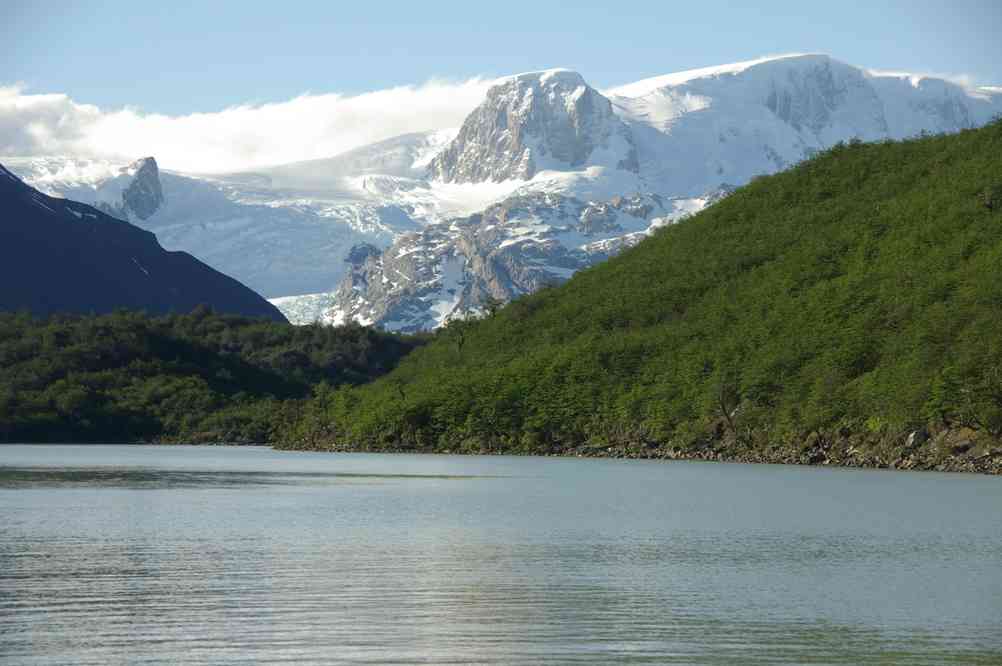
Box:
[0,78,493,173]
[865,68,978,90]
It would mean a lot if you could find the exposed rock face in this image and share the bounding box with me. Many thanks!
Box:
[345,242,383,265]
[94,157,165,221]
[323,190,711,331]
[428,70,638,183]
[121,157,165,219]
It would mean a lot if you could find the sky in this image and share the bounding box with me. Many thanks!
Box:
[2,0,1001,171]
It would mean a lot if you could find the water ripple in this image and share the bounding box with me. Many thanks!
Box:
[1,445,1001,664]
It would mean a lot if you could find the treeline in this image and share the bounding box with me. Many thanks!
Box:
[275,120,1002,469]
[0,307,422,443]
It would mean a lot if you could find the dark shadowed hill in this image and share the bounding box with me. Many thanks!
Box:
[0,163,285,321]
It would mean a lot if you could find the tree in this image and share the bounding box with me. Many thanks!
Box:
[441,317,470,358]
[0,386,15,442]
[481,295,504,318]
[711,365,743,444]
[959,365,1002,438]
[982,184,1002,211]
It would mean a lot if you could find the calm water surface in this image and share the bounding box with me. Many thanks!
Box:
[1,445,1001,665]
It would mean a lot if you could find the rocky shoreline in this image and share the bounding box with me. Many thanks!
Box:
[558,423,1002,475]
[564,440,1002,475]
[284,423,1002,475]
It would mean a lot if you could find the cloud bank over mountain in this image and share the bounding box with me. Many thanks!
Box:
[0,78,494,173]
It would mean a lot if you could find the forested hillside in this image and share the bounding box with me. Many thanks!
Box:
[0,308,421,443]
[277,120,1002,473]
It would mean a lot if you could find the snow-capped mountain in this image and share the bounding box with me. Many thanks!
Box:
[604,54,1002,197]
[7,54,1000,328]
[428,69,638,183]
[297,55,1001,331]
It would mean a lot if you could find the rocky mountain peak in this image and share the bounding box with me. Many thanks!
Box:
[427,69,638,183]
[121,157,164,220]
[94,156,165,221]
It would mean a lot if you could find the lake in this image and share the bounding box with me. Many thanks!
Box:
[1,445,1001,664]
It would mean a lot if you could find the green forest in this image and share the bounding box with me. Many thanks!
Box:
[275,121,1002,471]
[0,307,421,443]
[3,121,1002,472]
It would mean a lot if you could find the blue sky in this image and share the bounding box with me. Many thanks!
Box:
[5,0,1002,114]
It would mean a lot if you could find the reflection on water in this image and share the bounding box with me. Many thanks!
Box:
[1,445,1001,665]
[0,467,491,489]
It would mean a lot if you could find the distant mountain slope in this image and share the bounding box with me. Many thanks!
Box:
[226,130,456,189]
[277,120,1002,474]
[0,163,286,321]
